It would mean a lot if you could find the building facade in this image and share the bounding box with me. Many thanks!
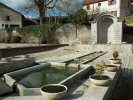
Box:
[0,3,23,29]
[83,0,133,18]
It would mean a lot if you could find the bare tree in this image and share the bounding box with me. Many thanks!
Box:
[22,0,59,24]
[56,0,82,16]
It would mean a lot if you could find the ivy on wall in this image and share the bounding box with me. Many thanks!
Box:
[16,24,61,43]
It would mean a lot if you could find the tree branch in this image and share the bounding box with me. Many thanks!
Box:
[46,0,54,6]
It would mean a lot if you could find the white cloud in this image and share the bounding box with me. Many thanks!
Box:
[0,0,27,9]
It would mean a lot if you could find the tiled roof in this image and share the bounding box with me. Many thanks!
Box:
[0,2,24,16]
[83,0,108,5]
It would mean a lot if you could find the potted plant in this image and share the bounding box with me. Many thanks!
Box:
[106,64,118,72]
[101,60,118,72]
[89,61,111,86]
[110,50,121,64]
[40,84,67,100]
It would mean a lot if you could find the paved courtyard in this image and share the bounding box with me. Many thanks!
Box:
[0,48,133,100]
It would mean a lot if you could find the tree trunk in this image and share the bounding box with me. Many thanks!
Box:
[38,6,47,25]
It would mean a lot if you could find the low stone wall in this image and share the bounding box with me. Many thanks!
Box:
[75,44,132,53]
[0,57,35,75]
[0,44,68,58]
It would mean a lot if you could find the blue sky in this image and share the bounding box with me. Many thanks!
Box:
[0,0,84,18]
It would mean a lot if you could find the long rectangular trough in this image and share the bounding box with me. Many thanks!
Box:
[3,63,93,96]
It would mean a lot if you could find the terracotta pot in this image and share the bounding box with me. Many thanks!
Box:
[89,75,111,86]
[40,84,67,100]
[110,59,121,64]
[106,65,117,72]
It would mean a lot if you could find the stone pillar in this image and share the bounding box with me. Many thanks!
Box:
[91,22,97,44]
[113,20,123,44]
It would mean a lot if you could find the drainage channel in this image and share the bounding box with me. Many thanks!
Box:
[64,52,106,65]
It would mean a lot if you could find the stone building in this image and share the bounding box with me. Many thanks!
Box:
[83,0,133,44]
[83,0,133,17]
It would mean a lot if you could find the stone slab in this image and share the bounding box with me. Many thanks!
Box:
[0,79,12,96]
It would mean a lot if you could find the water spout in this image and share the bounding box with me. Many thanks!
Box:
[78,64,80,69]
[74,58,80,64]
[65,63,69,70]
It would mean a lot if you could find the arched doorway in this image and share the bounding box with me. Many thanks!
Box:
[97,18,114,43]
[91,13,123,44]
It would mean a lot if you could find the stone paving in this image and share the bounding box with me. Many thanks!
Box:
[37,51,94,63]
[1,52,132,100]
[0,44,133,99]
[111,54,133,100]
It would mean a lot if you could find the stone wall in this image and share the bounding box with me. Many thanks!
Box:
[0,57,35,75]
[0,29,8,42]
[0,44,68,58]
[0,24,91,44]
[0,29,15,43]
[53,23,91,45]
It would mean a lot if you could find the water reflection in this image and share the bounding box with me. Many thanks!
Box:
[18,67,79,88]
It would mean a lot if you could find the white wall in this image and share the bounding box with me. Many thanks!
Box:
[0,6,22,29]
[83,0,131,17]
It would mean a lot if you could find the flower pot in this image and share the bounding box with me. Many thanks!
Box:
[40,84,67,100]
[89,75,111,86]
[110,59,121,64]
[106,65,117,72]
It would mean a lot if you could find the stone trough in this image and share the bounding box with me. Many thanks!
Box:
[3,63,93,96]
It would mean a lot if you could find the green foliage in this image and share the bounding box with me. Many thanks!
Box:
[16,24,61,43]
[70,9,88,25]
[61,9,88,25]
[96,60,106,76]
[112,50,119,59]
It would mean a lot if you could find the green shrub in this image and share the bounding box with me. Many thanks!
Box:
[16,24,61,43]
[112,51,119,59]
[96,60,106,77]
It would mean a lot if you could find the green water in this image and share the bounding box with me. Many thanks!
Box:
[17,67,79,88]
[69,52,102,64]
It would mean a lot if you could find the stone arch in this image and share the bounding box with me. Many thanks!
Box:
[97,16,114,43]
[94,13,118,23]
[91,13,123,44]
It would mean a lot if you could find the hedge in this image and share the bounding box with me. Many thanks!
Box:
[16,24,61,43]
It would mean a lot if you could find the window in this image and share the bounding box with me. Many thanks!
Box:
[1,24,4,27]
[108,0,116,5]
[6,16,10,21]
[87,5,90,10]
[10,24,19,28]
[98,3,101,6]
[5,24,8,29]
